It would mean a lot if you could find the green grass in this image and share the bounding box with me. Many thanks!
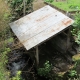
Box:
[49,0,80,11]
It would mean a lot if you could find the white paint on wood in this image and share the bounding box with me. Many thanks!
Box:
[9,5,74,50]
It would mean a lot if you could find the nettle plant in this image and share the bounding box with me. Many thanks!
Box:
[7,0,33,21]
[71,13,80,45]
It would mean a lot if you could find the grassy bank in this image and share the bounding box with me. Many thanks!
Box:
[46,0,80,11]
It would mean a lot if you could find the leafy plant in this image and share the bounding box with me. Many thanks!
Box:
[68,70,77,77]
[71,13,80,45]
[38,61,52,77]
[0,48,11,80]
[73,13,80,29]
[7,0,33,21]
[75,31,80,45]
[11,71,23,80]
[68,57,80,80]
[68,74,80,80]
[68,75,80,80]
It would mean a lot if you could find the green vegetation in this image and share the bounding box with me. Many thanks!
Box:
[44,0,80,11]
[68,70,77,77]
[37,60,80,80]
[11,71,22,80]
[38,61,52,77]
[0,31,13,80]
[0,0,34,80]
[44,0,53,3]
[67,55,80,80]
[0,0,11,80]
[71,13,80,45]
[73,13,80,45]
[7,0,33,21]
[0,48,11,80]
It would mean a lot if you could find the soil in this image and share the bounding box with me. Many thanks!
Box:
[33,0,46,10]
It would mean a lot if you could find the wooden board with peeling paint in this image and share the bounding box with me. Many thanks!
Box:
[9,5,74,50]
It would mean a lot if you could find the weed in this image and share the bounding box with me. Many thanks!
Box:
[38,61,52,77]
[0,48,11,80]
[11,71,23,80]
[71,13,80,45]
[68,70,77,77]
[6,0,33,21]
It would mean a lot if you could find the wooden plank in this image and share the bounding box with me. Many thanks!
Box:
[23,18,74,50]
[19,12,66,42]
[10,6,57,40]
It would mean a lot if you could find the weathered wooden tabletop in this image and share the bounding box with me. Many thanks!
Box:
[9,5,74,50]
